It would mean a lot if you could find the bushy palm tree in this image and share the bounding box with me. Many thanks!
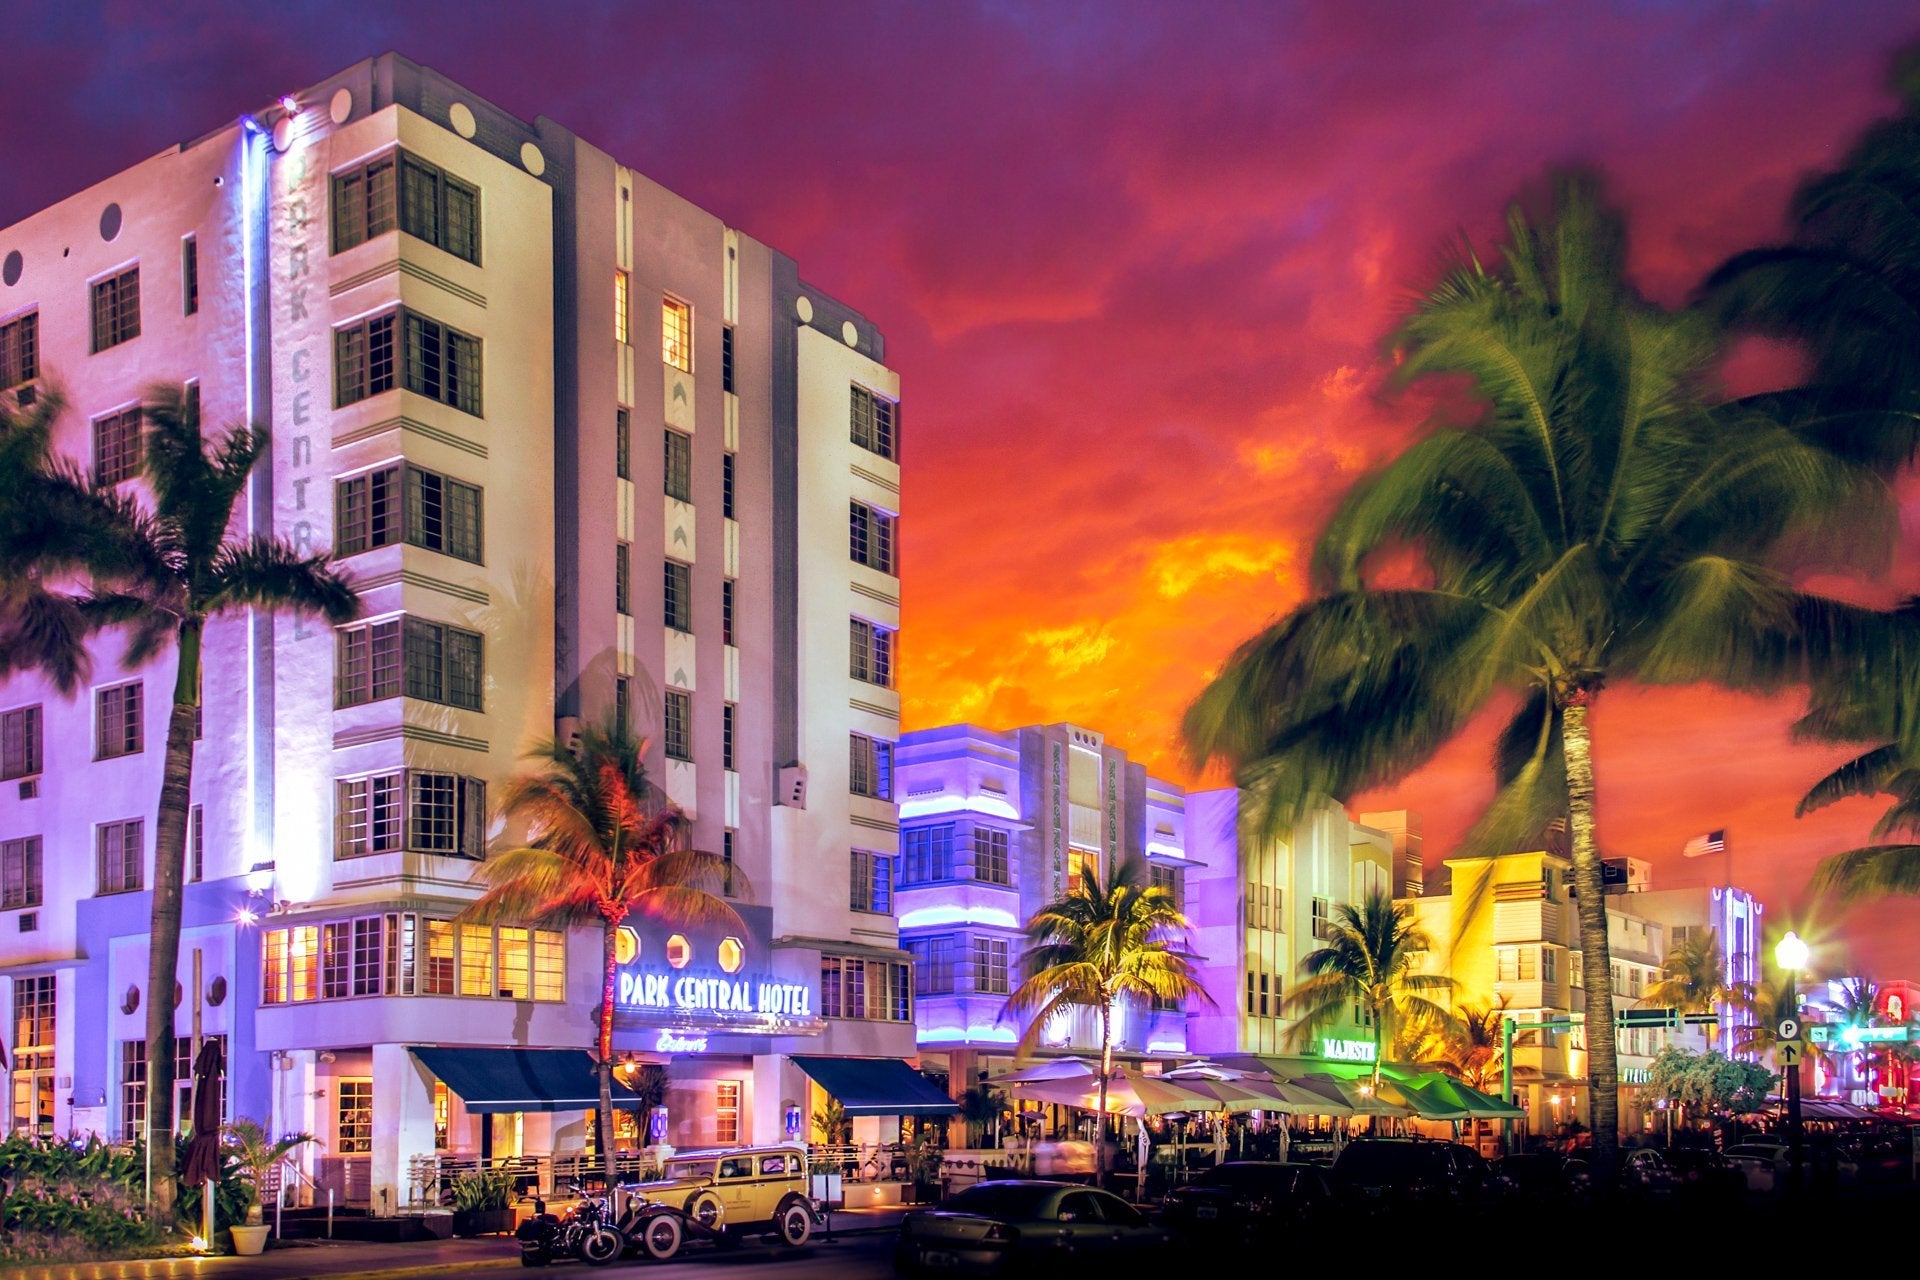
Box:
[459,719,740,1186]
[1185,175,1887,1173]
[1284,891,1455,1085]
[2,386,359,1216]
[1640,929,1743,1043]
[1405,999,1507,1093]
[1007,857,1207,1185]
[1732,979,1796,1061]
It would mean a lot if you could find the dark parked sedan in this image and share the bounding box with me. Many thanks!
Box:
[893,1181,1172,1277]
[1330,1138,1499,1213]
[1163,1162,1333,1241]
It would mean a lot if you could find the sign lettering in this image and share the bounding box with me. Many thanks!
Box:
[1321,1038,1377,1063]
[617,969,812,1018]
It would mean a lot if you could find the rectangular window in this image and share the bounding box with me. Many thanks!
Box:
[1150,864,1180,910]
[13,974,54,1050]
[336,770,482,859]
[614,676,631,739]
[181,236,198,316]
[973,937,1009,996]
[405,466,483,562]
[337,1079,373,1155]
[613,270,630,345]
[403,617,484,711]
[714,1082,740,1145]
[849,733,893,800]
[664,560,691,631]
[722,829,736,898]
[534,929,565,1001]
[403,312,483,415]
[459,923,493,996]
[902,825,953,884]
[664,690,692,762]
[722,453,735,519]
[661,296,691,371]
[722,703,737,772]
[615,544,632,616]
[849,501,896,574]
[322,921,351,999]
[664,429,691,502]
[335,466,399,557]
[973,827,1010,886]
[91,266,141,352]
[721,325,734,393]
[1311,897,1333,941]
[190,805,204,883]
[1542,947,1558,984]
[120,1039,147,1140]
[93,407,144,487]
[425,919,456,995]
[1,837,42,910]
[335,771,402,858]
[849,849,893,914]
[96,819,143,894]
[497,926,531,1000]
[849,618,894,687]
[850,385,897,460]
[615,408,631,480]
[334,312,397,406]
[909,936,956,995]
[819,956,909,1021]
[332,154,397,252]
[95,681,143,759]
[722,579,735,647]
[1067,849,1095,896]
[0,311,38,388]
[334,618,402,707]
[1,706,42,778]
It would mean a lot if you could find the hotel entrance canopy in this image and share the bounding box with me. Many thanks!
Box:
[411,1047,647,1114]
[790,1056,959,1117]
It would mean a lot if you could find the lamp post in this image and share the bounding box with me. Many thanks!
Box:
[1775,930,1809,1196]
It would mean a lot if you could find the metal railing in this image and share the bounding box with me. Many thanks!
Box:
[272,1157,334,1239]
[807,1142,913,1183]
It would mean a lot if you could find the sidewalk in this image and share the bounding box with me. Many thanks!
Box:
[0,1205,914,1280]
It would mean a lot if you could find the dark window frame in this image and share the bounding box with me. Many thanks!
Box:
[90,266,141,353]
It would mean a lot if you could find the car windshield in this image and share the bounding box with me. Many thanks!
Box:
[943,1185,1058,1220]
[1197,1164,1294,1191]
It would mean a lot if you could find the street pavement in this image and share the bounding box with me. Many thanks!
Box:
[0,1207,910,1280]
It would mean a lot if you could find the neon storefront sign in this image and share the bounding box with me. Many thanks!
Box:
[1321,1038,1378,1062]
[617,970,813,1017]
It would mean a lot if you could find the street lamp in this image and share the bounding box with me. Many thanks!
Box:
[1775,931,1808,1194]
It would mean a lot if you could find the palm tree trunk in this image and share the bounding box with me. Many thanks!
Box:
[145,617,201,1221]
[1562,698,1620,1179]
[1096,1002,1112,1189]
[1372,1001,1385,1090]
[598,917,619,1189]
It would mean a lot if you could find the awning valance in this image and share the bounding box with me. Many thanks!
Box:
[791,1056,959,1117]
[411,1047,646,1115]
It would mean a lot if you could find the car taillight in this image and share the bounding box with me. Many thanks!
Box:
[982,1223,1017,1243]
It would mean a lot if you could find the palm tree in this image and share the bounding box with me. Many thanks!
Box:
[1006,857,1207,1186]
[1185,175,1887,1175]
[1732,979,1795,1060]
[459,719,740,1186]
[1407,1000,1508,1093]
[7,387,360,1217]
[1640,929,1741,1044]
[1283,891,1455,1086]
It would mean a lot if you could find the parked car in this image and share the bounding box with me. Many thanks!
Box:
[1162,1161,1333,1241]
[893,1181,1172,1276]
[616,1144,822,1260]
[1720,1138,1859,1191]
[1721,1144,1783,1195]
[1496,1152,1591,1205]
[1621,1148,1675,1199]
[1329,1138,1500,1213]
[1657,1148,1745,1204]
[1839,1133,1910,1184]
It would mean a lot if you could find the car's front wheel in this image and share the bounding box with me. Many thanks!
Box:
[641,1214,683,1261]
[778,1201,814,1246]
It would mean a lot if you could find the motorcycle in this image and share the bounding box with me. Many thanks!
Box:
[515,1184,624,1268]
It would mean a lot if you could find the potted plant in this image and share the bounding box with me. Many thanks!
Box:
[224,1119,313,1256]
[449,1167,517,1236]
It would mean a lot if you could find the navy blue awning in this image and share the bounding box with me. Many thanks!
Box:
[411,1047,646,1115]
[790,1056,959,1117]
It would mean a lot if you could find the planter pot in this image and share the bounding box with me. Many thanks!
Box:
[230,1224,270,1256]
[452,1208,516,1237]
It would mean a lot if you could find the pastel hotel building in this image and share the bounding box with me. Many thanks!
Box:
[0,51,948,1214]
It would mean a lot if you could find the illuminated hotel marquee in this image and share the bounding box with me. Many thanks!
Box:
[617,969,813,1017]
[609,911,824,1038]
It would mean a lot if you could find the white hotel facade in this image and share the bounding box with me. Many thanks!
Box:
[0,52,943,1213]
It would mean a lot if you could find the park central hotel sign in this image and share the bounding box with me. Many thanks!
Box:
[610,917,823,1039]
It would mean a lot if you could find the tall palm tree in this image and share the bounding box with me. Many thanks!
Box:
[459,720,740,1186]
[1007,857,1207,1186]
[1640,929,1742,1044]
[1406,999,1507,1093]
[1185,175,1889,1175]
[1284,891,1455,1086]
[1732,979,1796,1061]
[6,387,360,1217]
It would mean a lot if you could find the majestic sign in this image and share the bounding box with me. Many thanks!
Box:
[1321,1038,1377,1063]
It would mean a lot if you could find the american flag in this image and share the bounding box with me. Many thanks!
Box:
[1682,830,1727,859]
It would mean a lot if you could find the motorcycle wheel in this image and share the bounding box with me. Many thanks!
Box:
[641,1214,683,1261]
[580,1226,622,1267]
[777,1202,813,1246]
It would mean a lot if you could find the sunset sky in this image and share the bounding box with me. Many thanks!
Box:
[11,0,1920,972]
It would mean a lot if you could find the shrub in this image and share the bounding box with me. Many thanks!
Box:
[450,1168,516,1212]
[0,1133,163,1263]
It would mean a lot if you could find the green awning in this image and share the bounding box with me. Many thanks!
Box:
[411,1047,646,1115]
[791,1056,959,1117]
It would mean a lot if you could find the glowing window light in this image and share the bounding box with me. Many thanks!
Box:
[898,794,1023,822]
[898,903,1020,931]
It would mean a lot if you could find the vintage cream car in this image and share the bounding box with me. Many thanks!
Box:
[618,1144,822,1259]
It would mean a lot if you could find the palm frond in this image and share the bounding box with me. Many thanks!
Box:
[1812,844,1920,901]
[207,536,361,624]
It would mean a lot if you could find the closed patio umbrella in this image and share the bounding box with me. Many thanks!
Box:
[180,1038,225,1185]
